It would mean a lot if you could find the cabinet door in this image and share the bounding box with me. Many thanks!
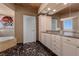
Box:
[76,48,79,56]
[41,33,46,45]
[52,35,62,55]
[62,43,76,56]
[46,16,52,30]
[76,39,79,56]
[45,34,52,50]
[51,35,56,52]
[39,15,47,32]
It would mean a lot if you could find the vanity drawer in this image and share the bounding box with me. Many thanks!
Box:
[62,37,76,45]
[52,42,61,51]
[52,39,61,45]
[52,34,57,39]
[55,49,61,56]
[55,43,61,49]
[75,39,79,46]
[55,35,61,40]
[53,46,61,56]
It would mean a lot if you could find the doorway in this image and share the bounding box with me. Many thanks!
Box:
[23,15,36,43]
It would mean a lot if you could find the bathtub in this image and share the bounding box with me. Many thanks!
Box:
[0,36,17,52]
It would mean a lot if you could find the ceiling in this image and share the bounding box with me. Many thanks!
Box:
[1,3,79,16]
[54,3,79,16]
[0,4,15,17]
[39,3,70,15]
[15,3,41,13]
[39,3,79,16]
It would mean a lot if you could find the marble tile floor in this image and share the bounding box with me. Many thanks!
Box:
[0,42,56,56]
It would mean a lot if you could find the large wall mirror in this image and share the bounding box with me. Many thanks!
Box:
[0,16,14,37]
[52,19,58,31]
[61,17,74,36]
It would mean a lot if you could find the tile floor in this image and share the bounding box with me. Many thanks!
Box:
[0,42,56,56]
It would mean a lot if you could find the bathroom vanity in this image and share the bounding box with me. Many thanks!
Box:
[39,32,79,56]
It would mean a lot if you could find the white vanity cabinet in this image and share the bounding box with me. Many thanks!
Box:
[40,33,62,56]
[40,33,52,50]
[45,33,52,50]
[38,15,47,32]
[52,34,62,56]
[75,39,79,56]
[38,15,47,42]
[40,32,79,56]
[38,15,52,32]
[46,16,52,30]
[40,33,46,45]
[62,37,79,56]
[62,42,76,56]
[76,48,79,56]
[38,15,52,42]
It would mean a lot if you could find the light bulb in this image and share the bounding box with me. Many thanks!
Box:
[64,3,68,5]
[47,8,51,11]
[53,9,56,12]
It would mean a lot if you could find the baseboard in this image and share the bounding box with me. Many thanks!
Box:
[17,43,23,46]
[37,41,57,56]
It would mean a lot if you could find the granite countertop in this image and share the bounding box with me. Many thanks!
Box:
[42,31,79,39]
[42,31,60,35]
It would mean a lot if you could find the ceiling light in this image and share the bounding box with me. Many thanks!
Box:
[48,12,54,15]
[47,8,51,11]
[64,3,68,5]
[53,9,56,12]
